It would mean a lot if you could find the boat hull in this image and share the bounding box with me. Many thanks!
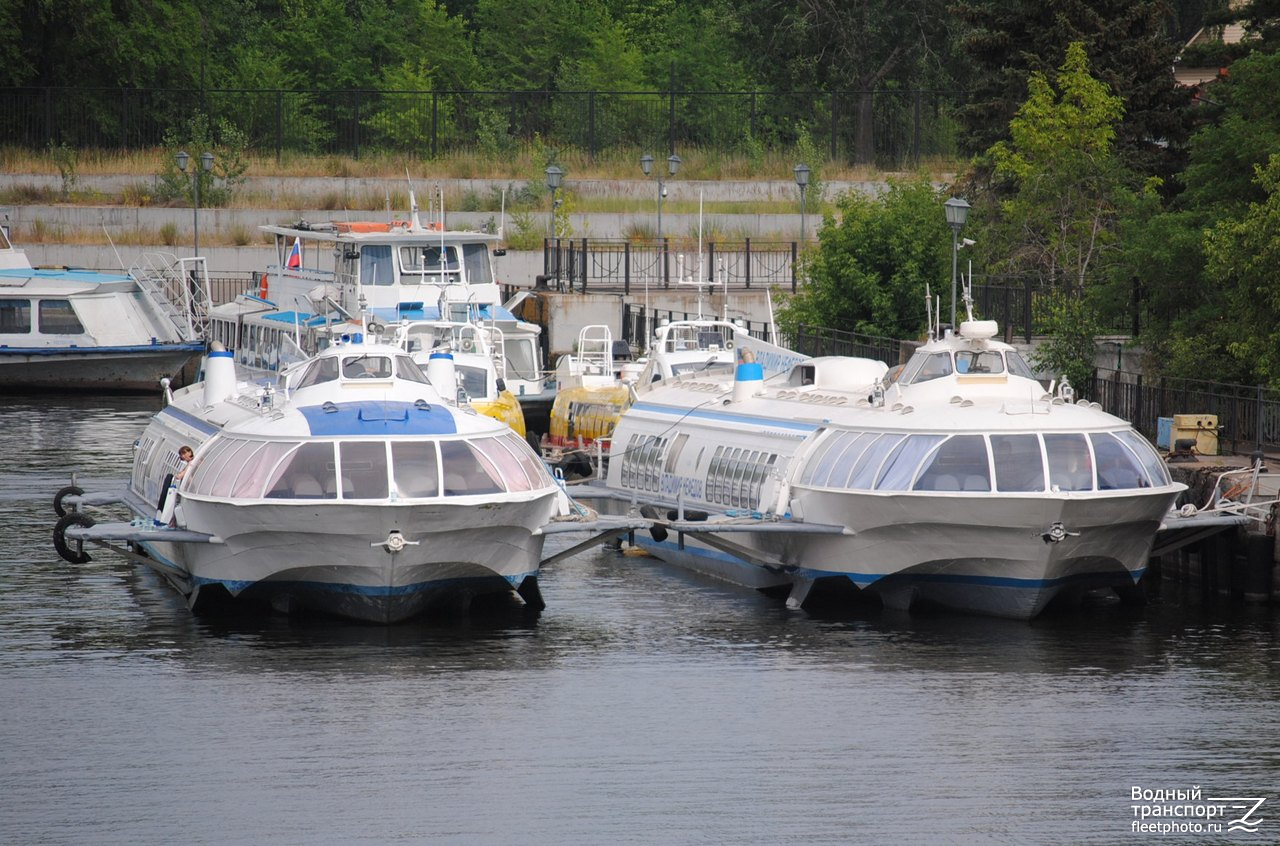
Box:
[0,345,202,392]
[143,496,557,623]
[626,488,1180,620]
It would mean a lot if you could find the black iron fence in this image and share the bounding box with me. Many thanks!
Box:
[1,86,964,166]
[1090,368,1280,456]
[544,238,799,294]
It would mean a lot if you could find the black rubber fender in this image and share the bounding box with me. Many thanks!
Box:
[640,505,668,543]
[53,484,83,518]
[155,473,174,512]
[53,511,95,564]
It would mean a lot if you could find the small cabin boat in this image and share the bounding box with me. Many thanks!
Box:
[51,332,571,623]
[206,191,553,432]
[0,229,208,391]
[579,317,1186,620]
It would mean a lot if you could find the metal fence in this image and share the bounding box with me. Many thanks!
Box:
[1090,368,1280,456]
[544,238,799,294]
[0,86,964,166]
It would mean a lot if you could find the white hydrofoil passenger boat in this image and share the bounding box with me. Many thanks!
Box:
[580,314,1186,620]
[50,332,594,623]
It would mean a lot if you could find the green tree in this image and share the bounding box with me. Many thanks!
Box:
[985,43,1130,294]
[953,0,1192,181]
[1202,155,1280,385]
[777,178,950,339]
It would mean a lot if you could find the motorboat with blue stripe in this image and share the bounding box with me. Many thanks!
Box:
[49,331,584,623]
[0,227,208,391]
[577,310,1187,620]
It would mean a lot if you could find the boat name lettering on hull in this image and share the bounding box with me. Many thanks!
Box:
[660,472,704,500]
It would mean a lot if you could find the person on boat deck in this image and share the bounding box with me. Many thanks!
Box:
[168,445,195,527]
[174,445,194,481]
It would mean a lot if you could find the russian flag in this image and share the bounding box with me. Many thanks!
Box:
[286,237,302,269]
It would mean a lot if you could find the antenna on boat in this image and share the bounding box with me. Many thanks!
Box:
[436,182,445,232]
[925,284,935,341]
[102,221,126,270]
[407,169,424,233]
[498,188,506,240]
[766,287,778,345]
[959,238,976,323]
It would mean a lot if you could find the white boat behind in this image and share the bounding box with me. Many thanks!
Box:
[0,228,208,391]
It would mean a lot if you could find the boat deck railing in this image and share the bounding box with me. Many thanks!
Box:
[129,252,212,342]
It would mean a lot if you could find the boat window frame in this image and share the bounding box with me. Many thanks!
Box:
[989,433,1047,493]
[1114,429,1172,487]
[37,299,86,335]
[0,298,32,333]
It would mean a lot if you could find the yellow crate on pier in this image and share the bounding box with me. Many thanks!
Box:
[1172,414,1218,456]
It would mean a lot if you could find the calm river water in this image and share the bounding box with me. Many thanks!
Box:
[3,395,1280,845]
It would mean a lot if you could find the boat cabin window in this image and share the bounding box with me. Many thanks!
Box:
[911,434,990,492]
[391,442,440,497]
[1006,352,1037,379]
[1115,429,1172,487]
[342,354,393,379]
[336,441,389,498]
[395,355,431,384]
[876,434,946,490]
[294,356,340,388]
[1091,432,1154,489]
[954,350,1004,374]
[400,245,460,284]
[504,338,540,383]
[847,433,905,489]
[990,434,1045,492]
[897,351,953,386]
[462,243,494,285]
[1044,433,1093,492]
[269,442,338,499]
[800,431,875,488]
[1,299,31,333]
[38,300,85,334]
[456,365,489,399]
[361,245,395,286]
[440,440,504,496]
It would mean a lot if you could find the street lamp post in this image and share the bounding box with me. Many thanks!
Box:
[176,150,214,257]
[943,196,971,330]
[640,153,681,242]
[793,164,810,245]
[544,165,563,239]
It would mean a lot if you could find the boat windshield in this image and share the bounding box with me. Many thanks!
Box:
[796,428,1165,494]
[292,353,431,388]
[400,245,460,284]
[186,431,552,501]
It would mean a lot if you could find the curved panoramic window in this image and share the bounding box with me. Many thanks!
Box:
[273,442,338,499]
[336,441,389,499]
[1115,429,1171,487]
[990,434,1046,492]
[230,441,297,498]
[913,434,991,492]
[847,434,906,489]
[1045,433,1093,492]
[876,434,946,491]
[391,441,440,498]
[440,440,504,496]
[191,438,260,497]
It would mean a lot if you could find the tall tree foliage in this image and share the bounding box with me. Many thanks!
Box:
[778,179,950,339]
[953,0,1191,181]
[985,43,1130,293]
